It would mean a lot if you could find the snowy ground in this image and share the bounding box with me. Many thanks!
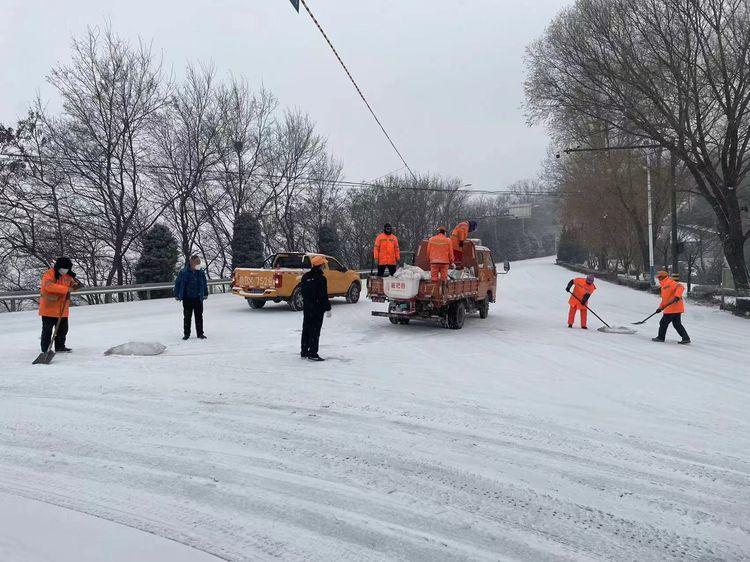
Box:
[1,257,749,561]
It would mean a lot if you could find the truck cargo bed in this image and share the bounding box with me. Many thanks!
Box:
[367,276,479,306]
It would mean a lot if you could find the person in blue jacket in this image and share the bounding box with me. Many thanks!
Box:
[174,255,208,340]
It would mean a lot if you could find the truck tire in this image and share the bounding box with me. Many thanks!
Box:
[389,317,410,325]
[345,282,361,304]
[247,299,266,309]
[446,301,466,329]
[478,295,489,319]
[288,286,304,311]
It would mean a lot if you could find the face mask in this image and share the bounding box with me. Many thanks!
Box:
[59,268,69,275]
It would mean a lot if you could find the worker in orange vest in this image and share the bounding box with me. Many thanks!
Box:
[427,226,454,282]
[652,271,690,344]
[373,223,400,277]
[450,220,477,265]
[566,274,596,329]
[39,257,82,353]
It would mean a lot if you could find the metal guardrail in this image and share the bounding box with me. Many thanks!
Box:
[0,270,372,312]
[0,279,233,312]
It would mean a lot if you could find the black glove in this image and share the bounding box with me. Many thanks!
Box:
[69,271,77,278]
[656,307,662,313]
[670,297,680,304]
[581,294,590,305]
[565,280,573,293]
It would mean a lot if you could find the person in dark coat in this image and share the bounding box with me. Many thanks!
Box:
[174,255,208,340]
[300,255,332,361]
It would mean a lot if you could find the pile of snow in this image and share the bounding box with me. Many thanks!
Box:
[393,265,430,280]
[103,342,167,356]
[598,325,638,335]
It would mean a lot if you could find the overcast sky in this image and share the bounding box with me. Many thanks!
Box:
[0,0,570,189]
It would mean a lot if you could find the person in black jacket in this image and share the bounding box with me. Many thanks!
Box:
[174,255,209,340]
[300,255,332,361]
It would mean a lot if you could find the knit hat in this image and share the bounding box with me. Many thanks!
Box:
[310,255,328,267]
[586,274,595,283]
[437,226,447,233]
[656,270,669,280]
[53,257,73,271]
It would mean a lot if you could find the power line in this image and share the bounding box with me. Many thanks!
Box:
[0,152,561,196]
[295,0,417,180]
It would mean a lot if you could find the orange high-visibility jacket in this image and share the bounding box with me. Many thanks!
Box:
[39,268,75,317]
[659,277,685,314]
[427,233,455,264]
[373,233,400,265]
[568,277,596,309]
[451,221,470,252]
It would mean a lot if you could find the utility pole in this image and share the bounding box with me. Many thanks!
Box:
[670,150,679,277]
[646,153,655,286]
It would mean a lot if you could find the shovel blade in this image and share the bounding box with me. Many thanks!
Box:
[631,320,646,325]
[32,350,55,365]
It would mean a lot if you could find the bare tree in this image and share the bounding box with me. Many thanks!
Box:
[45,26,170,289]
[526,0,750,305]
[262,110,327,252]
[206,81,277,274]
[149,63,221,258]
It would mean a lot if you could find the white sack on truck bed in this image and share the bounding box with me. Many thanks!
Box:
[394,265,431,281]
[448,267,477,280]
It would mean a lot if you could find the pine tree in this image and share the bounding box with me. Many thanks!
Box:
[135,224,178,299]
[231,213,264,269]
[318,223,341,257]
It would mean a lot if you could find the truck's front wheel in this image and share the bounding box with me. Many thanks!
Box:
[446,301,466,329]
[289,286,304,311]
[247,299,266,309]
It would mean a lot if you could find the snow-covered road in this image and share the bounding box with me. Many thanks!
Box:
[1,257,748,561]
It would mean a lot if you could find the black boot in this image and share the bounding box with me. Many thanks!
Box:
[307,354,325,362]
[197,334,207,340]
[182,335,189,340]
[678,338,691,345]
[652,337,665,342]
[55,346,72,353]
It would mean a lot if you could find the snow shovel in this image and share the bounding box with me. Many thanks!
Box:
[632,310,660,325]
[33,293,68,365]
[568,291,637,334]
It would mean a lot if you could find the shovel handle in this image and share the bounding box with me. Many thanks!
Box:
[568,289,611,328]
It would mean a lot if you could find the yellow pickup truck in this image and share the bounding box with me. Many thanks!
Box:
[231,252,362,311]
